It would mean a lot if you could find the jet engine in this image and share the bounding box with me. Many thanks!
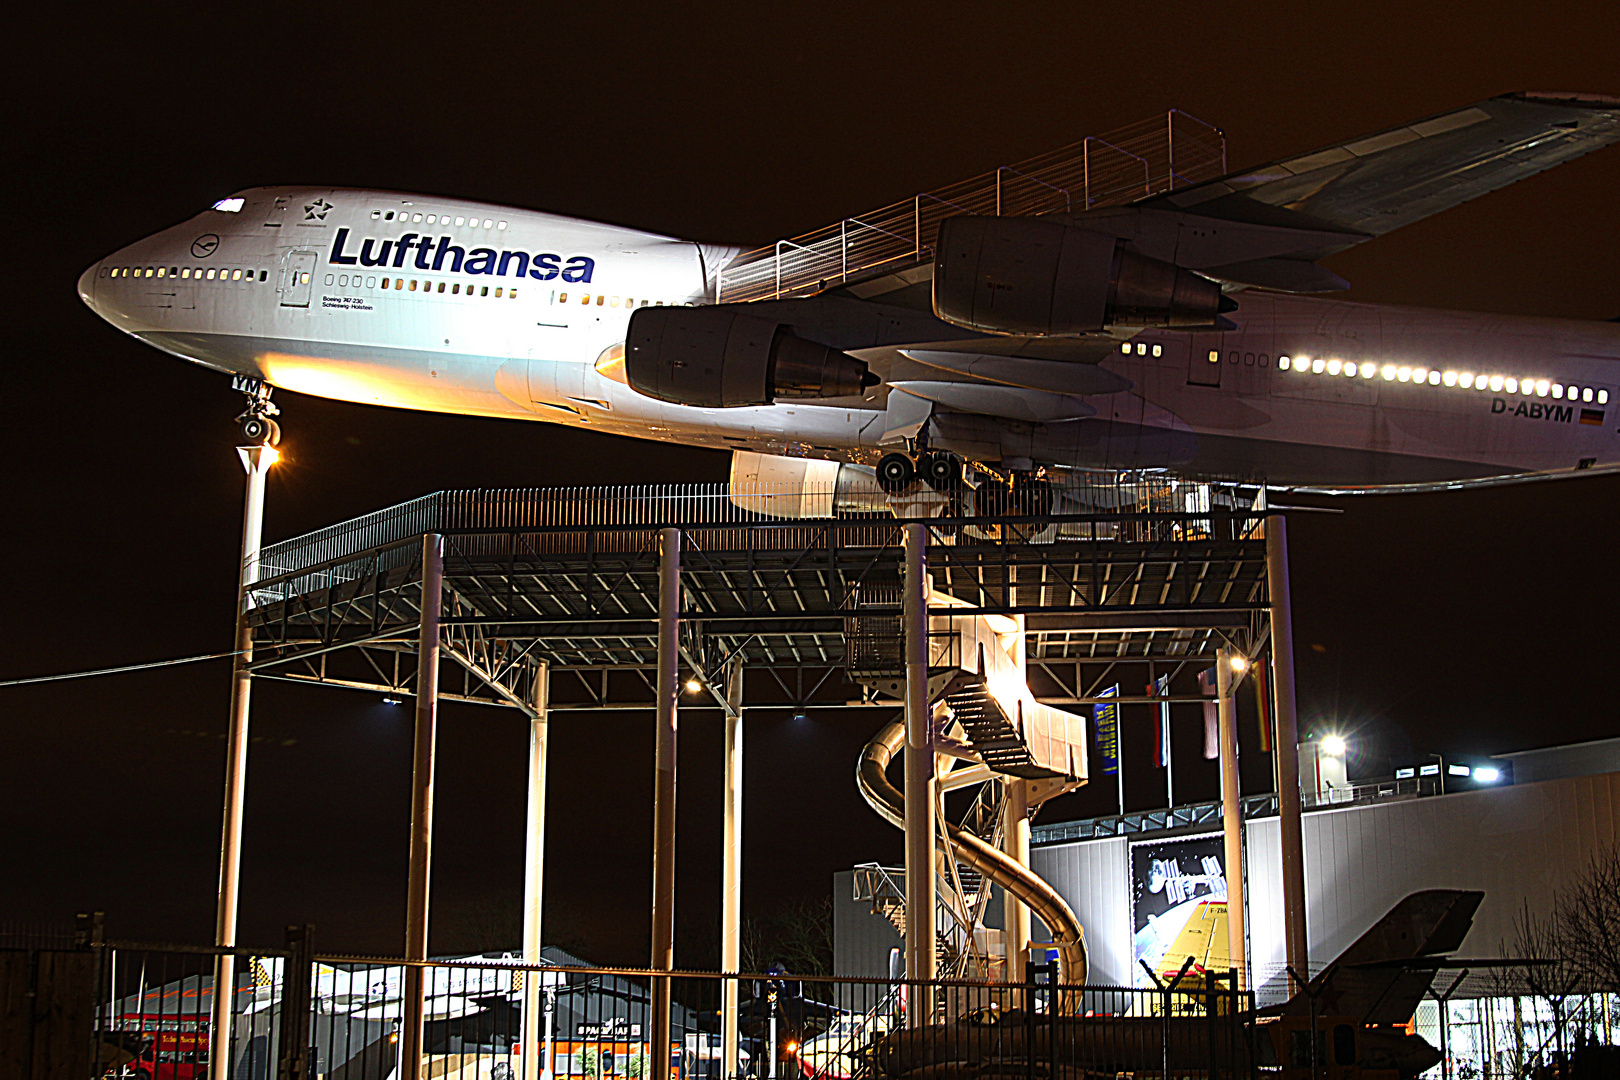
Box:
[625,305,878,407]
[933,215,1226,336]
[727,451,889,517]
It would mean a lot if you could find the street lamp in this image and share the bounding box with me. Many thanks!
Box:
[1320,734,1346,758]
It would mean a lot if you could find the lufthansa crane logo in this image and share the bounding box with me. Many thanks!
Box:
[304,198,333,221]
[191,234,220,259]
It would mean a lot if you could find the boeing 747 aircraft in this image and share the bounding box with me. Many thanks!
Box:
[78,92,1620,505]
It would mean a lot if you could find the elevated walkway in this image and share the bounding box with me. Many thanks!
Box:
[716,110,1224,304]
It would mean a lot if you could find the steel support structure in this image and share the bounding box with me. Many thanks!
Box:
[211,443,275,1080]
[1215,645,1247,989]
[401,534,443,1080]
[650,529,680,1072]
[1267,514,1309,991]
[1000,777,1031,983]
[521,660,551,1080]
[721,657,744,1080]
[902,523,937,1006]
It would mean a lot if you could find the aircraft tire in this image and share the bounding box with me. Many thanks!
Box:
[876,453,915,494]
[922,452,962,491]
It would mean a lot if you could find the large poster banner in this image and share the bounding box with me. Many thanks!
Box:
[1129,833,1228,986]
[1092,684,1120,776]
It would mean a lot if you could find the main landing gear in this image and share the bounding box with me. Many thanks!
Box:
[877,450,963,494]
[232,374,281,447]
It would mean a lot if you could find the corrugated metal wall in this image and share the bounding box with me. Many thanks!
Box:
[1031,838,1131,986]
[1039,771,1620,996]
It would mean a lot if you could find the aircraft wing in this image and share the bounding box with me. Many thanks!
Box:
[1150,92,1620,256]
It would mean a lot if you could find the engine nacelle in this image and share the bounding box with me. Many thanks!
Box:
[933,215,1225,336]
[625,305,877,407]
[727,451,888,518]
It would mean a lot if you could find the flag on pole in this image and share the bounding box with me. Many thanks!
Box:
[1198,666,1219,760]
[1092,684,1120,776]
[1253,665,1273,752]
[1149,674,1171,767]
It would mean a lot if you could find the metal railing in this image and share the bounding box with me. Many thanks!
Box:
[716,110,1225,304]
[81,944,1262,1080]
[251,474,1267,594]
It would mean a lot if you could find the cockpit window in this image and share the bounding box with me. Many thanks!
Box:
[212,198,244,213]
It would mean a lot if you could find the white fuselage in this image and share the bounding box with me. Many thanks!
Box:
[79,187,1620,487]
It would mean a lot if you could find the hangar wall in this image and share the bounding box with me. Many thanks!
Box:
[1034,769,1620,996]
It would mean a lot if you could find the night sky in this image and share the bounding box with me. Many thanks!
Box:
[6,2,1620,966]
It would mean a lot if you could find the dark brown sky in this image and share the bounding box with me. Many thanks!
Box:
[4,1,1620,965]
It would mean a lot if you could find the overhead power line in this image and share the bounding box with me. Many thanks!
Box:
[0,651,243,687]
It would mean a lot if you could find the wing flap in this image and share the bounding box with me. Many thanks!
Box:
[1152,93,1620,245]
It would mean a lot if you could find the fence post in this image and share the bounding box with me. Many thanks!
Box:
[276,925,314,1080]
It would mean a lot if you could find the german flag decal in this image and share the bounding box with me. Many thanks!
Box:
[1580,408,1606,425]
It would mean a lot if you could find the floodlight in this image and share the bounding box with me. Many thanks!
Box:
[1473,766,1501,783]
[1419,764,1440,776]
[684,678,703,694]
[1321,734,1346,757]
[1230,655,1249,673]
[1448,763,1471,777]
[1395,767,1415,779]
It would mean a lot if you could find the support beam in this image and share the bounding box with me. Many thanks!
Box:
[650,528,680,1071]
[1216,645,1247,990]
[902,523,937,1012]
[211,443,275,1080]
[1000,777,1031,983]
[1267,514,1309,991]
[521,661,551,1080]
[721,658,744,1080]
[401,534,444,1080]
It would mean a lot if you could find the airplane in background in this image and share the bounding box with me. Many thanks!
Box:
[78,92,1620,508]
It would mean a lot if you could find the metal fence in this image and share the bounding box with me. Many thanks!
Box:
[716,110,1226,304]
[75,943,1265,1080]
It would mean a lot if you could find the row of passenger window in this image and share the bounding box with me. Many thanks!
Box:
[372,210,507,229]
[327,273,520,299]
[104,266,268,282]
[324,273,687,310]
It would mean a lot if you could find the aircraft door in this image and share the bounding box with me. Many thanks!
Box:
[280,250,317,308]
[1186,333,1222,386]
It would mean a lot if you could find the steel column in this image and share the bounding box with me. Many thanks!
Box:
[401,533,443,1080]
[902,523,937,1006]
[211,443,274,1080]
[1216,646,1247,989]
[1000,777,1031,983]
[1267,514,1309,991]
[521,660,551,1080]
[721,657,744,1080]
[650,528,681,1070]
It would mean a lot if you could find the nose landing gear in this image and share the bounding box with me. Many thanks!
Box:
[232,375,281,447]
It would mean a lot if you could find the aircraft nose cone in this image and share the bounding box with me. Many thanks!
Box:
[77,262,100,309]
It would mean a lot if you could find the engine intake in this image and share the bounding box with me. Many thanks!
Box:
[625,305,877,407]
[933,215,1225,335]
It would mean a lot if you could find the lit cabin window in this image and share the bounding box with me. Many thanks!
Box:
[1427,371,1440,385]
[1278,355,1291,369]
[409,280,417,291]
[206,269,216,280]
[495,287,503,297]
[381,278,389,289]
[1585,388,1597,402]
[581,293,590,304]
[509,288,517,298]
[483,218,494,228]
[1313,359,1327,374]
[559,292,567,303]
[1489,375,1505,392]
[1152,344,1162,357]
[1121,342,1131,353]
[412,213,423,223]
[1136,343,1147,355]
[498,220,508,230]
[371,210,381,219]
[610,296,620,307]
[480,286,489,296]
[232,269,242,280]
[1553,383,1565,398]
[437,281,445,293]
[180,268,190,279]
[426,215,437,224]
[596,294,605,306]
[627,298,634,307]
[1601,390,1610,404]
[455,216,465,226]
[452,283,460,294]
